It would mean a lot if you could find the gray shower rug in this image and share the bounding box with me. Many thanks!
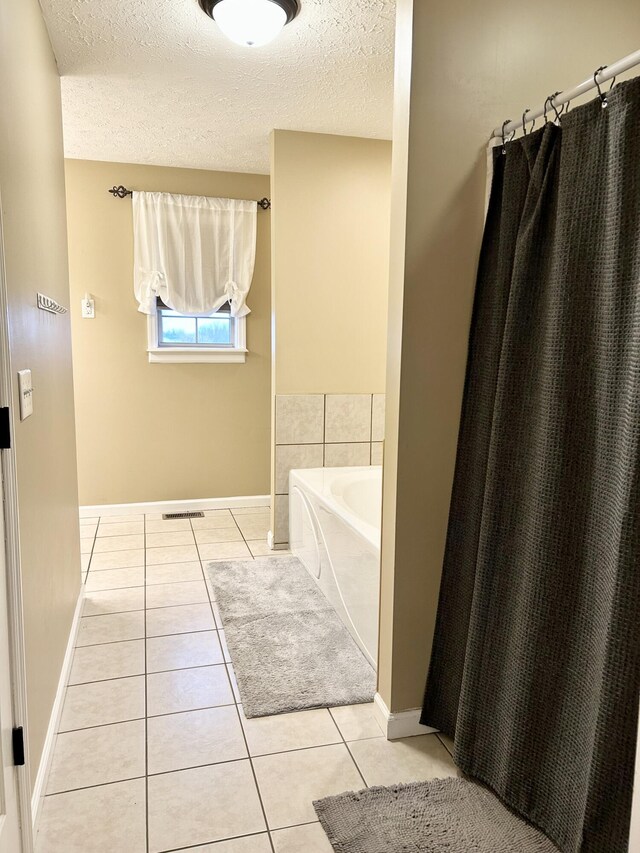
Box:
[204,556,376,717]
[314,778,559,853]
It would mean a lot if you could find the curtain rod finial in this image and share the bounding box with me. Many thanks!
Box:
[109,186,132,199]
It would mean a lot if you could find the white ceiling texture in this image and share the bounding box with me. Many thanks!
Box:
[39,0,396,174]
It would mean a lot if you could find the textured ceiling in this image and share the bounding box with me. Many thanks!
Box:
[39,0,396,173]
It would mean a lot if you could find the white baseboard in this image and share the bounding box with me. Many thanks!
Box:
[374,692,437,740]
[80,494,270,519]
[31,586,84,833]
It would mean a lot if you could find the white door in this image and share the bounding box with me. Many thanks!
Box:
[0,481,22,852]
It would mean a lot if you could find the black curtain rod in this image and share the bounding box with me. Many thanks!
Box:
[108,185,271,210]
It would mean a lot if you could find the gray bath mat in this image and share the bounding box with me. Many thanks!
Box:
[204,556,375,717]
[314,778,559,852]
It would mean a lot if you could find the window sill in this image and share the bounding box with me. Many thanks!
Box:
[148,347,247,364]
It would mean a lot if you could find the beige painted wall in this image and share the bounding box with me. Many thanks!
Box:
[379,0,640,713]
[0,0,81,784]
[270,131,392,396]
[269,131,392,536]
[65,160,271,506]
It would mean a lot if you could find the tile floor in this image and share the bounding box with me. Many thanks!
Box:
[37,504,458,852]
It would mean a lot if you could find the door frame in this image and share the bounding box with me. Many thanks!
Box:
[0,197,34,851]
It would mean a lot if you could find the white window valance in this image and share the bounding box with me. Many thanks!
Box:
[132,192,257,318]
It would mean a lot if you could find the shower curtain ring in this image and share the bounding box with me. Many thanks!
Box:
[521,109,535,136]
[594,66,616,108]
[501,119,514,154]
[544,92,562,125]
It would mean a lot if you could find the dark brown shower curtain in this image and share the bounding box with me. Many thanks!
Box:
[421,78,640,852]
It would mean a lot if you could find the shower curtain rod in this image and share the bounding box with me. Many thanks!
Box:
[108,185,271,210]
[491,48,640,139]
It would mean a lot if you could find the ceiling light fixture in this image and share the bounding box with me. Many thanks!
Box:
[198,0,300,48]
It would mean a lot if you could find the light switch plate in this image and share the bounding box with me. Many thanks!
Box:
[17,370,33,420]
[81,296,95,319]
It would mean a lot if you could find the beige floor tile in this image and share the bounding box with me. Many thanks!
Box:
[272,823,333,853]
[348,733,459,787]
[145,518,192,532]
[36,778,146,853]
[227,664,241,702]
[96,521,144,537]
[79,515,100,524]
[191,513,236,530]
[83,586,145,616]
[173,835,272,852]
[146,530,195,548]
[438,732,455,757]
[93,534,145,553]
[253,744,363,829]
[240,706,340,756]
[204,576,218,602]
[194,527,244,545]
[211,600,222,626]
[59,676,145,732]
[99,514,145,525]
[147,705,246,774]
[145,561,203,585]
[247,541,290,558]
[146,603,216,637]
[76,611,145,646]
[203,508,235,518]
[90,549,145,570]
[145,580,209,608]
[147,544,200,565]
[81,553,91,572]
[46,720,145,794]
[80,523,97,538]
[218,629,231,662]
[147,761,265,853]
[235,519,269,540]
[147,665,233,716]
[329,703,384,742]
[85,566,145,591]
[199,541,252,561]
[147,631,223,672]
[69,639,145,685]
[80,539,93,555]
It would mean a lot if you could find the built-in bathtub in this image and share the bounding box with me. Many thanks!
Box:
[289,466,382,668]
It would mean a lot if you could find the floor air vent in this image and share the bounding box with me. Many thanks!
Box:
[162,511,205,520]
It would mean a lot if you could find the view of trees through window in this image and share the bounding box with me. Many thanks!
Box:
[158,306,234,347]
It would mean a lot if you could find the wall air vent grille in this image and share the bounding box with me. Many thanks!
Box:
[162,511,205,520]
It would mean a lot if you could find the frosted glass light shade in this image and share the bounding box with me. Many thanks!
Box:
[213,0,288,47]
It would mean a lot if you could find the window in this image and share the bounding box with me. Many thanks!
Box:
[157,301,235,348]
[147,298,247,364]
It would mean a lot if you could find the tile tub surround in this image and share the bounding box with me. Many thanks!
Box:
[35,504,458,852]
[274,394,385,544]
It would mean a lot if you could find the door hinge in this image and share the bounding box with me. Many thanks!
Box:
[12,727,25,766]
[0,407,10,449]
